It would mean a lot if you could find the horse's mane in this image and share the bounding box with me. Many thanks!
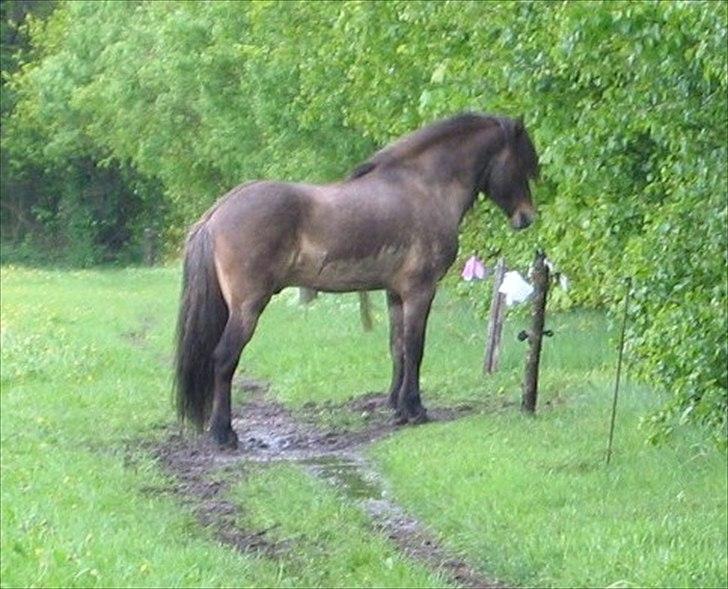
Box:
[348,112,539,180]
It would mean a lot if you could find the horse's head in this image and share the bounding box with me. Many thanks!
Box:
[480,117,539,230]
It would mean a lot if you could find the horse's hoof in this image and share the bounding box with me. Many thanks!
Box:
[408,409,429,425]
[392,411,408,426]
[212,428,239,450]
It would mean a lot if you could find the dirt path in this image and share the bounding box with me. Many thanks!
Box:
[152,377,505,588]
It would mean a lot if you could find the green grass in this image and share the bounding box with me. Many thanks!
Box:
[370,385,727,588]
[0,265,447,588]
[2,265,726,588]
[228,464,446,587]
[243,287,614,410]
[1,443,281,587]
[0,266,281,587]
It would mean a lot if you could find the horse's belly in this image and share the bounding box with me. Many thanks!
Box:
[287,245,404,292]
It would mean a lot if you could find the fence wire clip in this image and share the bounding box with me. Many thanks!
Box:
[517,329,554,342]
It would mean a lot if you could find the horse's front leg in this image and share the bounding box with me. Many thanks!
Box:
[386,290,404,409]
[395,284,436,424]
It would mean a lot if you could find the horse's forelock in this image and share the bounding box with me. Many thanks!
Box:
[518,131,540,180]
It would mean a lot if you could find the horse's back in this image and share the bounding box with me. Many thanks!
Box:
[207,180,303,233]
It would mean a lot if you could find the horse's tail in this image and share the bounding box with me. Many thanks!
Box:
[174,222,229,430]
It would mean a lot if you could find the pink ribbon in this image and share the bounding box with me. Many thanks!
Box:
[461,255,487,281]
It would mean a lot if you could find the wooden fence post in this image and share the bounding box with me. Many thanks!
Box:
[143,228,157,266]
[521,250,550,413]
[483,258,507,374]
[359,291,374,331]
[299,287,318,304]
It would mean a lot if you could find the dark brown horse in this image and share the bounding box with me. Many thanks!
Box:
[175,113,539,447]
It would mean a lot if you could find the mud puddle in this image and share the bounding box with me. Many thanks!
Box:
[150,430,286,557]
[153,376,503,588]
[301,454,383,500]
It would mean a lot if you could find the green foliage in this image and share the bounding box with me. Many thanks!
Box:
[1,2,164,265]
[2,1,726,434]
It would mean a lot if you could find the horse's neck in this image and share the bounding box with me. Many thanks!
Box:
[429,131,497,227]
[435,177,478,229]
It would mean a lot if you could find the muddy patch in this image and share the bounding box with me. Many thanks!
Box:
[150,430,285,557]
[366,499,498,589]
[152,376,504,588]
[297,452,501,587]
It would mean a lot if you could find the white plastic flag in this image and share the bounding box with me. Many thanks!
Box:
[499,271,534,306]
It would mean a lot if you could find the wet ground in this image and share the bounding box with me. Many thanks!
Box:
[152,376,504,588]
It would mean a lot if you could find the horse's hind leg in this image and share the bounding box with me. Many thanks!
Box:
[209,295,269,448]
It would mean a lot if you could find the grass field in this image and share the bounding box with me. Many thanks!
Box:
[1,265,726,588]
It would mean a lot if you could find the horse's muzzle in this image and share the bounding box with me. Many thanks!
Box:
[511,208,535,230]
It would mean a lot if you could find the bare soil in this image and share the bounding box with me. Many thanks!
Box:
[151,376,505,588]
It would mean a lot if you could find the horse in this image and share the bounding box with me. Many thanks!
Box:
[175,112,540,448]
